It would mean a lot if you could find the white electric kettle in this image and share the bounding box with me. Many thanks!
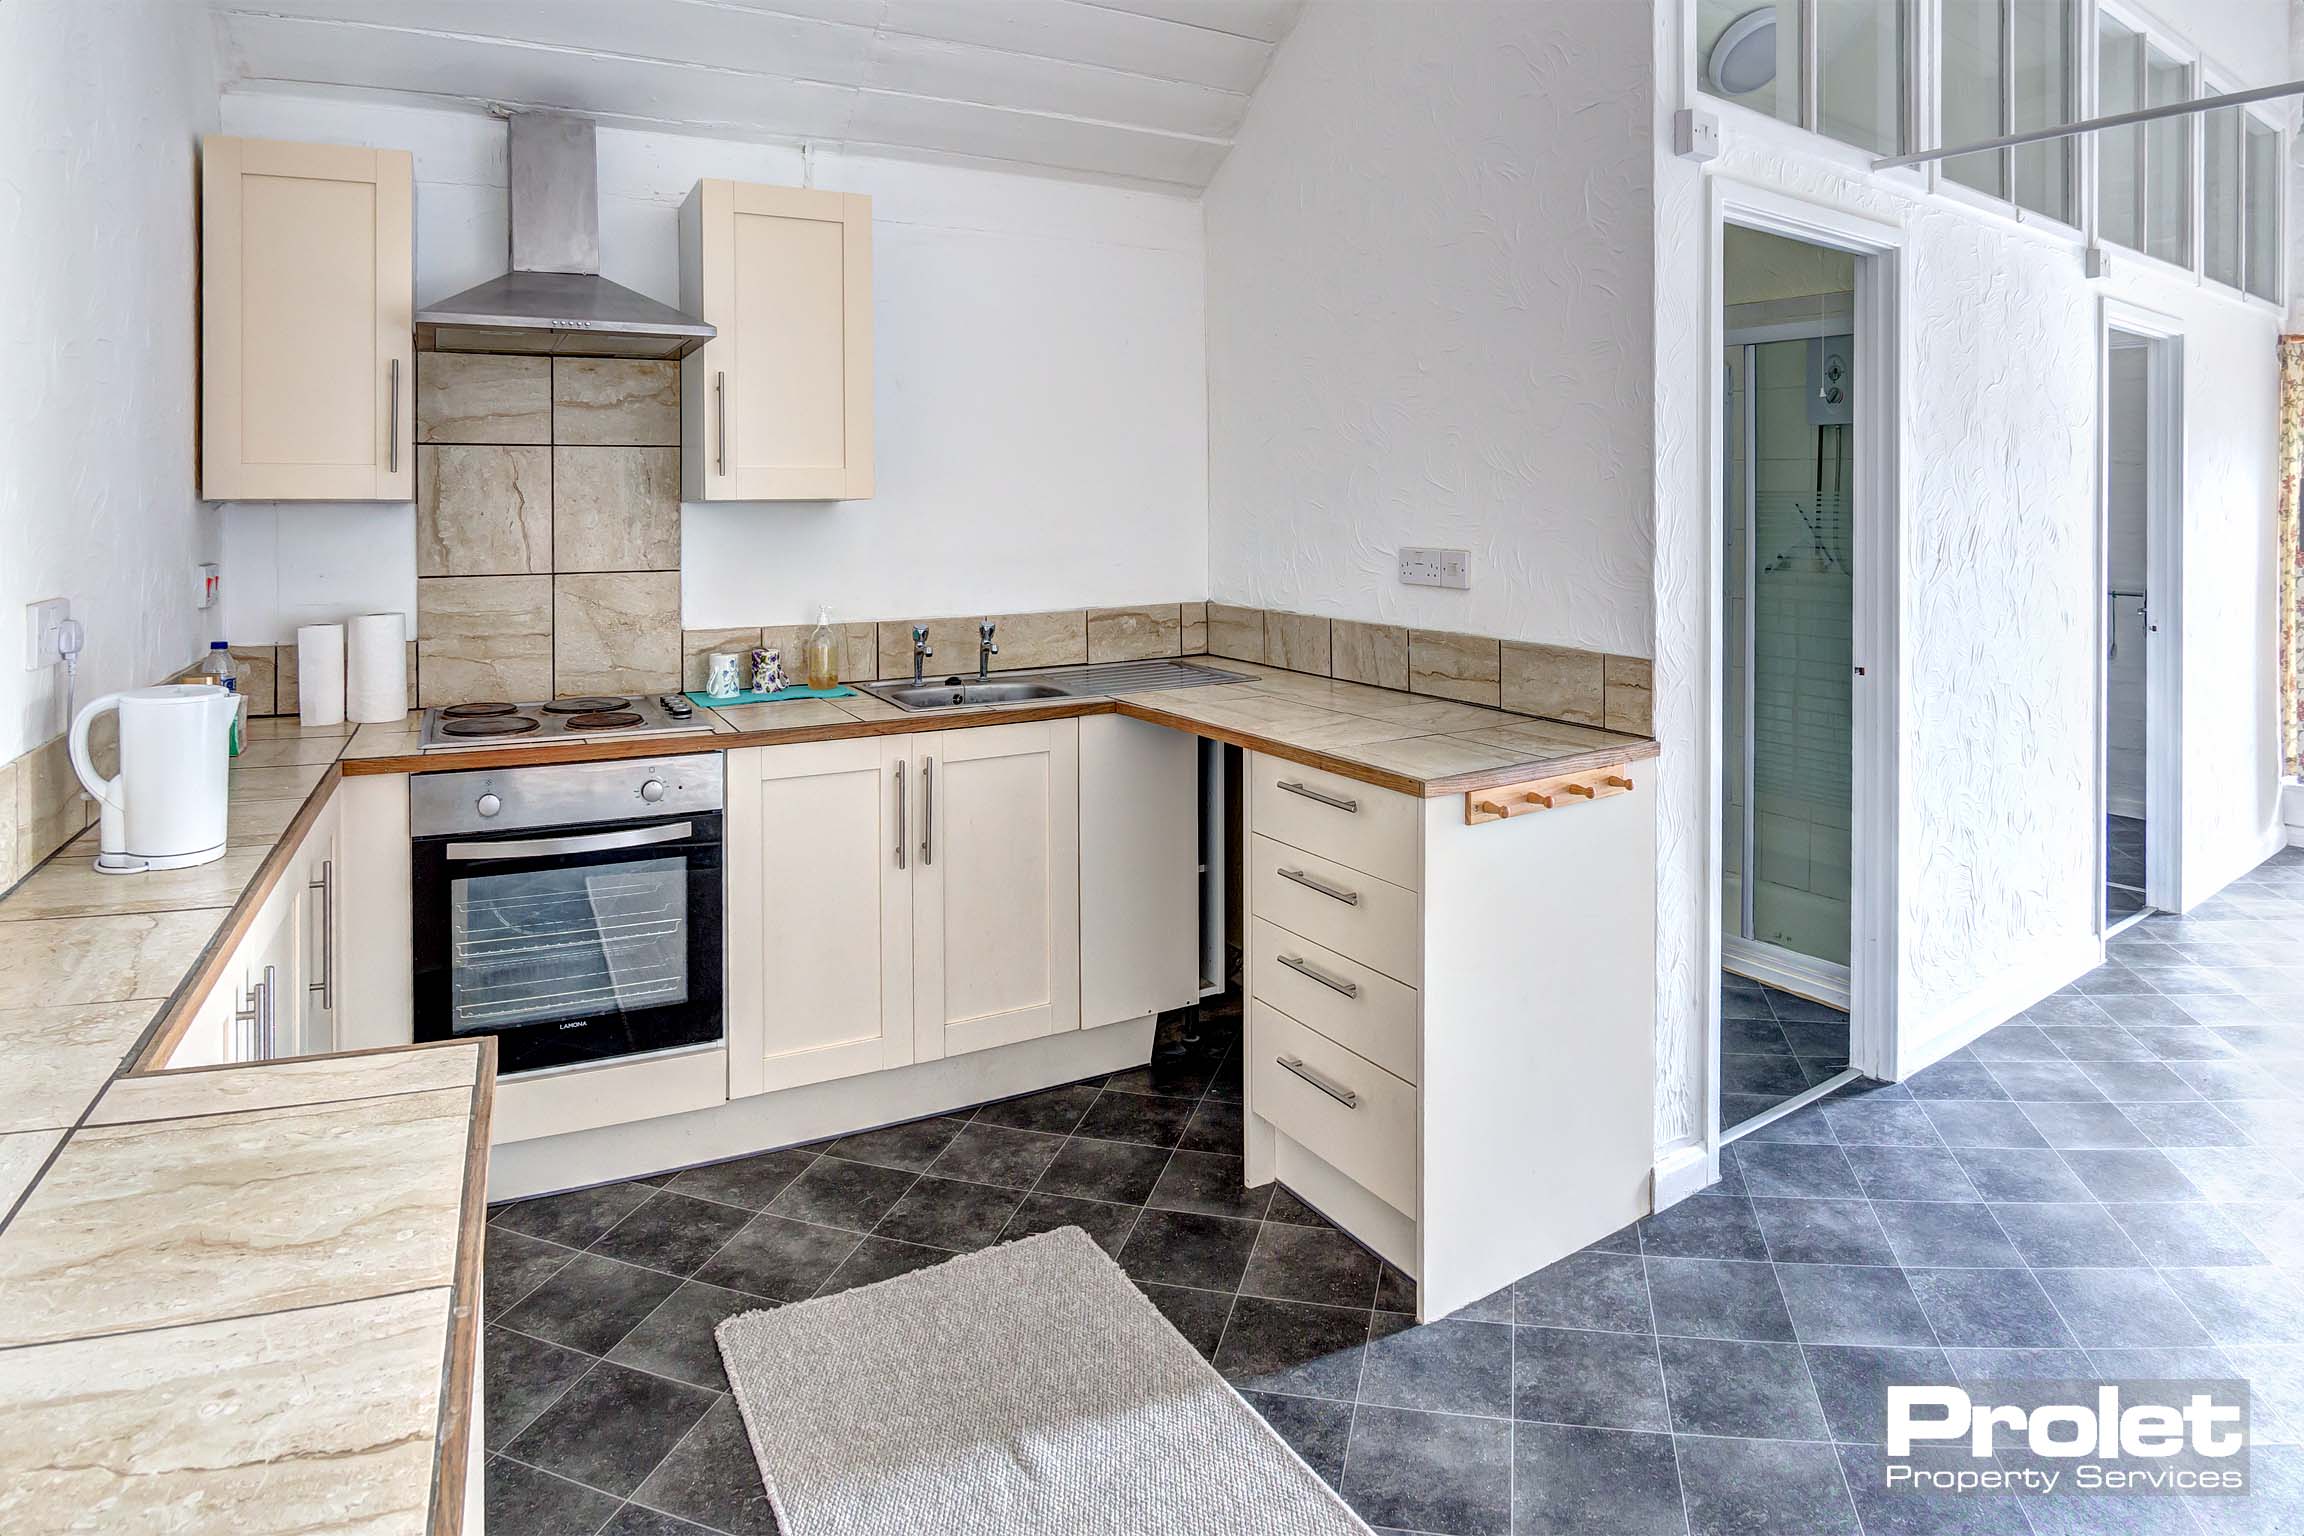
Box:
[68,685,237,874]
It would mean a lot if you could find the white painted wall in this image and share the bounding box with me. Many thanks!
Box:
[0,0,220,760]
[215,92,1208,641]
[1201,0,1655,656]
[1651,4,2290,1152]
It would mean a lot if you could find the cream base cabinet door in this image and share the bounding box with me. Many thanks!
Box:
[201,136,413,500]
[911,720,1080,1062]
[680,179,873,501]
[295,792,344,1057]
[726,740,913,1095]
[1080,715,1200,1028]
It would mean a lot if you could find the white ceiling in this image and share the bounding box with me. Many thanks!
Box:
[209,0,1303,192]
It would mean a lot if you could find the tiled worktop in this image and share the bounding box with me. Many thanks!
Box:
[0,715,492,1536]
[342,658,1661,795]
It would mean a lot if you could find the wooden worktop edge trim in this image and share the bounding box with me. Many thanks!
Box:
[124,763,344,1075]
[341,701,1661,798]
[428,1036,495,1536]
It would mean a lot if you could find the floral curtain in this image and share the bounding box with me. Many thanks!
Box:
[2283,339,2304,777]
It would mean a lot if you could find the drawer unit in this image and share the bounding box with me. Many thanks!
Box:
[1250,999,1417,1218]
[1249,917,1417,1083]
[1248,833,1420,986]
[1249,754,1420,890]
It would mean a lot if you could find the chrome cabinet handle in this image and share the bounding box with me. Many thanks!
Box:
[307,859,334,1011]
[259,964,277,1059]
[894,760,906,870]
[1278,953,1358,998]
[714,370,727,477]
[1278,866,1359,906]
[921,758,934,866]
[1276,779,1358,813]
[1278,1055,1359,1108]
[445,821,692,861]
[233,981,261,1061]
[387,358,401,473]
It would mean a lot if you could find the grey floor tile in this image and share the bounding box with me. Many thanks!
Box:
[1673,1434,1861,1536]
[1922,1100,2052,1148]
[663,1148,816,1212]
[1212,1296,1369,1398]
[1658,1335,1829,1439]
[1777,1261,1938,1346]
[1839,1144,1982,1201]
[486,1455,623,1536]
[1242,1389,1352,1486]
[1644,1257,1796,1342]
[1869,1201,2024,1267]
[2061,1147,2208,1202]
[1513,1249,1654,1332]
[2080,1060,2206,1102]
[1341,1405,1512,1536]
[822,1114,966,1172]
[1638,1192,1769,1260]
[1904,1056,2012,1100]
[1513,1325,1671,1430]
[1239,1220,1382,1308]
[1031,1135,1171,1205]
[598,1506,720,1536]
[486,1227,578,1317]
[630,1397,781,1536]
[2031,1267,2211,1347]
[691,1214,860,1303]
[1904,1266,2074,1347]
[2160,1266,2304,1344]
[1146,1150,1273,1221]
[1953,1146,2097,1202]
[485,1324,595,1449]
[604,1281,765,1393]
[1119,1208,1261,1292]
[1985,1058,2109,1101]
[1818,1095,1944,1146]
[869,1175,1023,1253]
[1136,1280,1232,1358]
[1073,1087,1197,1147]
[1990,1201,2149,1267]
[967,1082,1101,1134]
[1968,1023,2069,1061]
[1837,1443,2031,1536]
[2165,1147,2304,1201]
[496,1181,656,1249]
[1176,1097,1246,1153]
[997,1192,1139,1255]
[814,1235,952,1295]
[2109,1202,2271,1266]
[1358,1313,1513,1417]
[1265,1184,1337,1229]
[2018,1100,2153,1149]
[1734,1141,1863,1198]
[762,1157,918,1233]
[922,1123,1064,1190]
[2039,1026,2158,1063]
[1751,1197,1896,1265]
[504,1360,716,1498]
[1803,1342,1956,1443]
[588,1191,755,1279]
[2124,1100,2256,1148]
[1513,1423,1685,1536]
[501,1252,685,1357]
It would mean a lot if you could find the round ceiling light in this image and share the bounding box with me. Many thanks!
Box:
[1708,7,1779,97]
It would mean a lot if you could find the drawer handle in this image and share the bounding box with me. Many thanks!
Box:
[1278,1055,1359,1109]
[1278,953,1359,998]
[1276,778,1358,813]
[1278,866,1359,906]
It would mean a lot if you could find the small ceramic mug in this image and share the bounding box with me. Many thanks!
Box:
[705,651,745,699]
[751,647,788,693]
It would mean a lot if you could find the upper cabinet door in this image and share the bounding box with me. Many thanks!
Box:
[680,180,873,502]
[201,136,413,501]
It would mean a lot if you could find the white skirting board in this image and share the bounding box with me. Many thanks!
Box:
[489,1014,1154,1202]
[1892,932,2102,1079]
[1651,1142,1714,1213]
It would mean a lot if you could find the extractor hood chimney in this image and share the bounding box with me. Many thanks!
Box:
[415,111,715,360]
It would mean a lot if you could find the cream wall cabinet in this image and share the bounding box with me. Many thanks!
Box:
[1241,750,1658,1322]
[680,180,873,501]
[201,136,413,501]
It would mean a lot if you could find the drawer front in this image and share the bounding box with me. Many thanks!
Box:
[1249,754,1420,891]
[1248,833,1420,986]
[1250,917,1417,1083]
[1251,999,1417,1217]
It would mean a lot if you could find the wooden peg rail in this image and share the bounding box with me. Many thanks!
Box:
[1467,768,1636,825]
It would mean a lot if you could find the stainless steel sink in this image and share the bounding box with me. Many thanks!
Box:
[861,658,1251,713]
[869,680,1072,709]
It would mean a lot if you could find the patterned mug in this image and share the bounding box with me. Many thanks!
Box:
[751,647,788,693]
[705,651,744,699]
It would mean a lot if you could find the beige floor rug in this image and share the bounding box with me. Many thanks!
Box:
[715,1226,1373,1536]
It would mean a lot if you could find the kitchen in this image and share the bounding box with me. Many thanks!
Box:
[0,6,1663,1533]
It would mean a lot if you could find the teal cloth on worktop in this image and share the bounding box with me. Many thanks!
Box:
[686,685,857,706]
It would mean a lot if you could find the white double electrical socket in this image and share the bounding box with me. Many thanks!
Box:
[23,598,68,671]
[1398,548,1471,591]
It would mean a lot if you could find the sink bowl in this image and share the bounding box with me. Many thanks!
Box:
[868,679,1073,710]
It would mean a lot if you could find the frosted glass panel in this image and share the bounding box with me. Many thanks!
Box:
[2009,0,2074,223]
[2144,49,2190,267]
[2095,16,2140,251]
[2246,118,2281,302]
[1818,0,1903,154]
[1942,0,2005,199]
[2206,105,2243,289]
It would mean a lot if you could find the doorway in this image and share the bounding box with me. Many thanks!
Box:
[1717,224,1860,1135]
[2099,309,2183,934]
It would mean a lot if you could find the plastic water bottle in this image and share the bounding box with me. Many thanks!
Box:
[201,642,243,756]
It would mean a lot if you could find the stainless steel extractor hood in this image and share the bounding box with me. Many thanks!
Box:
[415,112,715,360]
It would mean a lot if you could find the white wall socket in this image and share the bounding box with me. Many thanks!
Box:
[1399,547,1471,590]
[24,597,69,671]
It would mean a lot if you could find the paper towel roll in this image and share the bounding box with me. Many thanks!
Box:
[296,623,346,728]
[346,614,408,723]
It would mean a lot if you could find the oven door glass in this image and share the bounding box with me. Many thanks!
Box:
[452,856,688,1031]
[412,814,723,1076]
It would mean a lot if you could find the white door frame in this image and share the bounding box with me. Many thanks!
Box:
[2096,299,2185,925]
[1701,179,1905,1179]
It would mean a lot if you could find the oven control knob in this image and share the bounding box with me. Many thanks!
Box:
[476,793,502,818]
[640,778,668,804]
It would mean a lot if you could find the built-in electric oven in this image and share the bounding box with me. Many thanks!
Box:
[411,753,723,1077]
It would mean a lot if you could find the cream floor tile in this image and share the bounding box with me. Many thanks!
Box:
[0,1002,157,1133]
[0,912,220,1011]
[1255,714,1431,752]
[88,1043,482,1127]
[0,850,271,924]
[0,1287,448,1536]
[712,699,857,731]
[0,1088,470,1347]
[225,796,309,846]
[1337,735,1527,781]
[1337,697,1523,732]
[831,692,906,721]
[241,716,358,742]
[232,736,347,769]
[0,1129,63,1212]
[227,764,330,803]
[1454,720,1633,755]
[340,730,423,762]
